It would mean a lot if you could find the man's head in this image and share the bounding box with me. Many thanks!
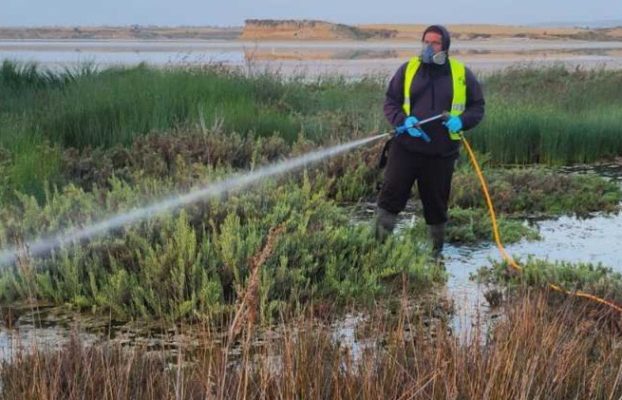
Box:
[420,25,450,65]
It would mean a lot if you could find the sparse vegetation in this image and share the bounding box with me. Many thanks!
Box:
[1,292,621,399]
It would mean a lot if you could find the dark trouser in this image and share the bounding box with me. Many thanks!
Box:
[377,141,456,225]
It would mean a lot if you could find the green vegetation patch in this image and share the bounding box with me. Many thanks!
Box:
[451,161,622,217]
[0,172,444,321]
[475,256,622,305]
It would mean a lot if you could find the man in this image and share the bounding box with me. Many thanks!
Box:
[375,25,485,258]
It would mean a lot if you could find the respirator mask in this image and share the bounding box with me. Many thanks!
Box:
[421,44,447,65]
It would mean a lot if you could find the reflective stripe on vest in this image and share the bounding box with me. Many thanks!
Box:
[402,57,467,141]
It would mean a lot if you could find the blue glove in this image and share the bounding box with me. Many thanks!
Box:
[443,115,463,133]
[403,116,418,128]
[396,116,431,142]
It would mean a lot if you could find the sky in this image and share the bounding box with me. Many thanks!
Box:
[1,0,620,27]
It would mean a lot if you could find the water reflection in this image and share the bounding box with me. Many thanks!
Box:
[2,39,622,75]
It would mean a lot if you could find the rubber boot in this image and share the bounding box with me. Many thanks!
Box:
[375,207,398,242]
[428,223,446,260]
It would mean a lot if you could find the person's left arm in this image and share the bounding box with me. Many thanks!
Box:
[459,67,485,130]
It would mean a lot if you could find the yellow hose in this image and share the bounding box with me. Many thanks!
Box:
[460,135,622,314]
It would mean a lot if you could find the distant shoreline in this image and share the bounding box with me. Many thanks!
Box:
[0,26,242,41]
[3,38,622,77]
[1,20,621,42]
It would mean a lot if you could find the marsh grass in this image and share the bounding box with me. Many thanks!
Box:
[473,66,622,164]
[1,62,622,397]
[476,256,622,306]
[3,61,622,200]
[1,291,620,399]
[2,61,621,154]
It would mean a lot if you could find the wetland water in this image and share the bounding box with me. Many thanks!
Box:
[449,164,622,339]
[2,39,622,76]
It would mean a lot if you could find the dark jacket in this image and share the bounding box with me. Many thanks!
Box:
[383,60,485,158]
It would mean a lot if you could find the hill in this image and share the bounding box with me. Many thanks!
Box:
[240,19,396,40]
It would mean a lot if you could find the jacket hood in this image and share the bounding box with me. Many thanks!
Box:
[422,25,451,52]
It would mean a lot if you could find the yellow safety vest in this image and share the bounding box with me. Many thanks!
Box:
[402,57,466,141]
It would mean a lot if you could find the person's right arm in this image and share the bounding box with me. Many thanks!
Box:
[383,62,408,127]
